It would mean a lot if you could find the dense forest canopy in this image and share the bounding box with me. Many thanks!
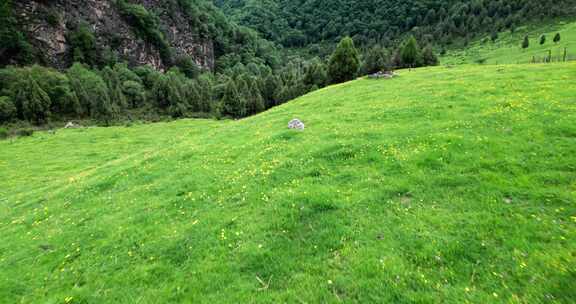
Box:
[215,0,575,53]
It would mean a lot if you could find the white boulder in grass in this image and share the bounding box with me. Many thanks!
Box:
[288,118,305,130]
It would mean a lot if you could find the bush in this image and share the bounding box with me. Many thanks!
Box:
[174,55,200,79]
[116,0,172,65]
[67,21,99,67]
[16,128,34,137]
[0,127,8,139]
[361,46,390,74]
[0,96,16,122]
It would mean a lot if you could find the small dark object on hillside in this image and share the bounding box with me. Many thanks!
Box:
[368,70,396,79]
[0,127,8,139]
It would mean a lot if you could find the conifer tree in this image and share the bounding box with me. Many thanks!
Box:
[522,36,530,49]
[328,37,360,84]
[553,33,561,44]
[400,36,421,68]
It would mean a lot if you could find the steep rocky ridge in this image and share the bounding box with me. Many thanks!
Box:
[12,0,214,70]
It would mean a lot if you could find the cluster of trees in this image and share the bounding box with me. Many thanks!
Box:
[361,36,439,74]
[216,0,575,53]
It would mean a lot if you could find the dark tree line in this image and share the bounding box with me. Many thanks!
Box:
[0,60,324,125]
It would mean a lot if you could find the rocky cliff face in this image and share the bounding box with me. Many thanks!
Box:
[13,0,214,71]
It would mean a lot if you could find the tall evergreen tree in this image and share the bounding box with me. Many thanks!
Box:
[328,37,360,84]
[553,33,561,44]
[540,35,546,45]
[400,36,421,68]
[522,36,530,49]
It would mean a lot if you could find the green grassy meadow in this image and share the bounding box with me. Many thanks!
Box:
[1,63,576,303]
[443,20,576,65]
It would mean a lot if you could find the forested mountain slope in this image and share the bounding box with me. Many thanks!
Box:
[215,0,575,52]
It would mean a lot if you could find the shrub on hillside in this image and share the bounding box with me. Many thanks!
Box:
[421,45,439,66]
[174,55,200,79]
[67,21,99,67]
[16,128,34,137]
[116,0,173,65]
[0,127,8,139]
[0,96,16,123]
[362,46,390,74]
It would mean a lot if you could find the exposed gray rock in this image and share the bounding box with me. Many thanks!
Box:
[367,71,397,79]
[288,119,305,130]
[11,0,214,71]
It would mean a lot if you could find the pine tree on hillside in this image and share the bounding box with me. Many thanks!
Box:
[553,33,561,44]
[400,36,420,68]
[328,37,360,84]
[540,35,546,45]
[522,36,530,49]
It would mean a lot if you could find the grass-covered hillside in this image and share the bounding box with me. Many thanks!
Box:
[1,63,575,303]
[443,20,576,65]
